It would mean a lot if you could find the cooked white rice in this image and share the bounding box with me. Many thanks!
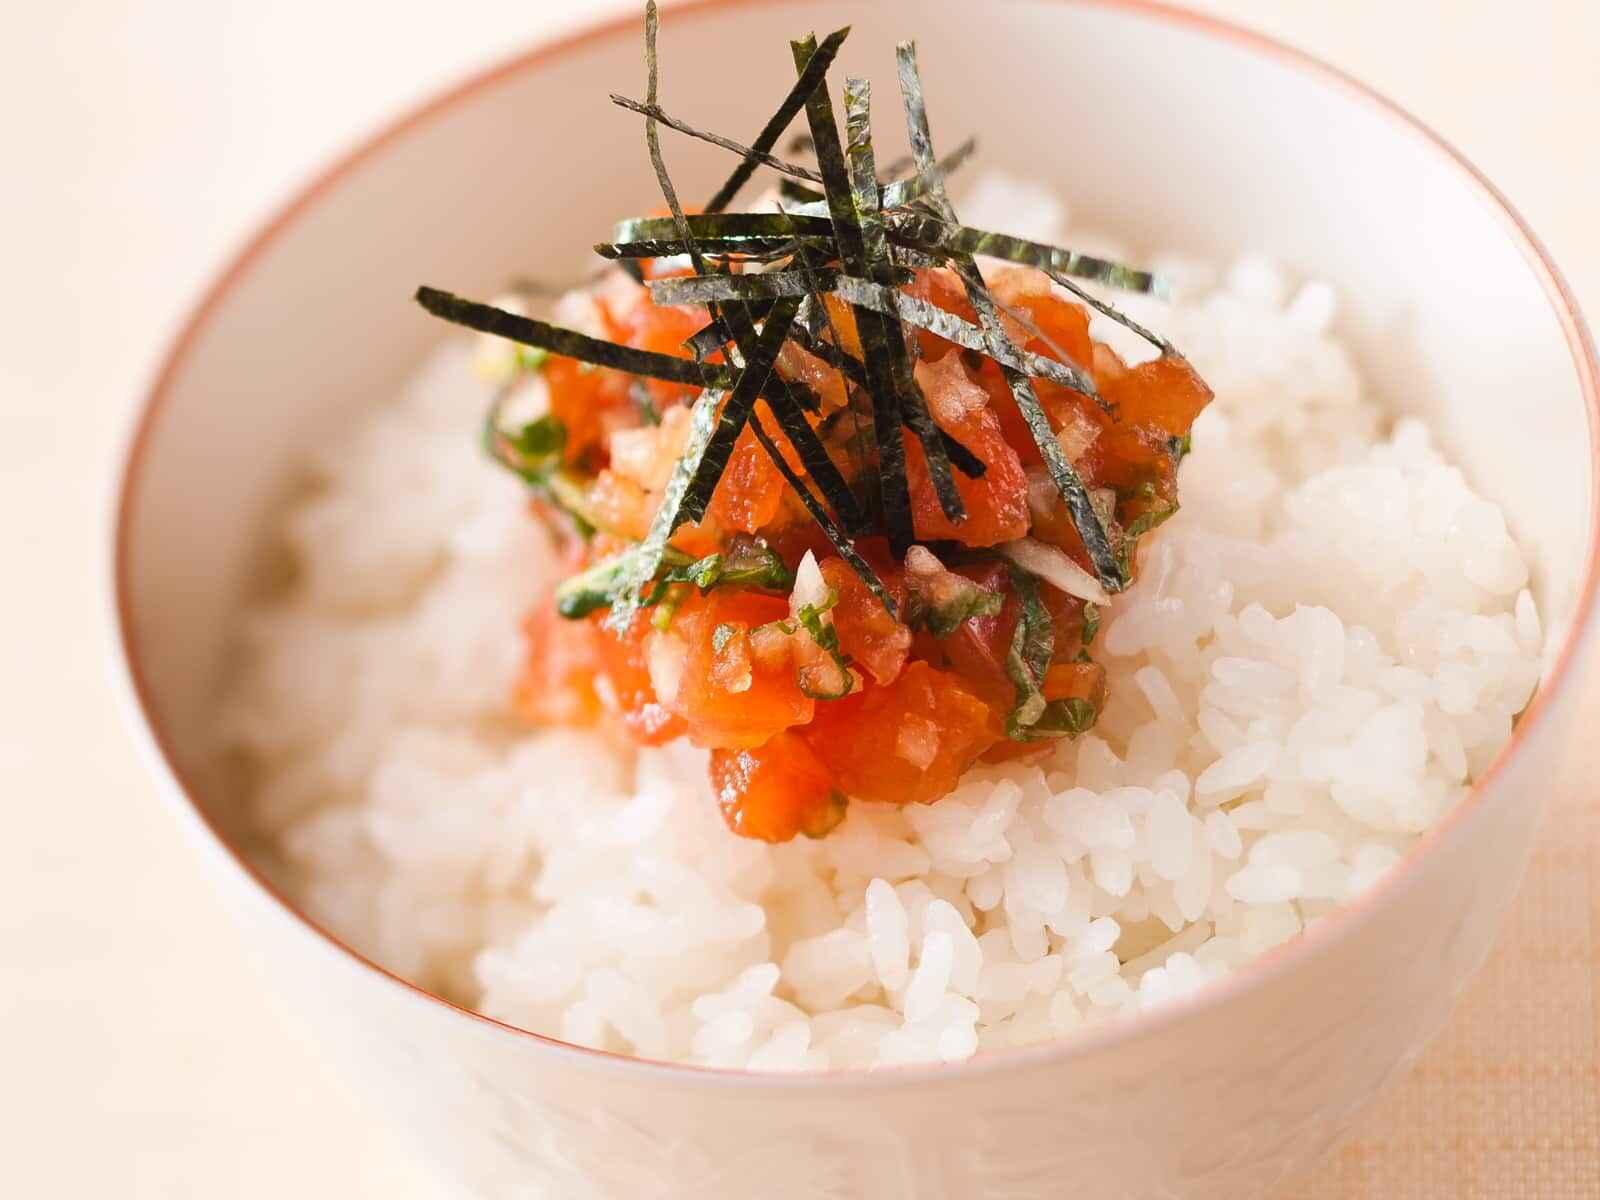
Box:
[219,179,1542,1069]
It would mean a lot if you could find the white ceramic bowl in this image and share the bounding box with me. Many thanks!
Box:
[111,1,1600,1196]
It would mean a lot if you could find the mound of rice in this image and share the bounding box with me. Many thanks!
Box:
[219,183,1542,1069]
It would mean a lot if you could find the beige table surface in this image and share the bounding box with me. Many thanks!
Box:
[5,1,1598,1196]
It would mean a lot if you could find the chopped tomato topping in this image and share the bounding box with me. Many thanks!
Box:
[587,469,654,541]
[543,356,614,467]
[704,419,788,535]
[902,268,978,361]
[910,560,1018,711]
[1103,354,1212,438]
[593,610,687,745]
[514,598,603,726]
[668,591,814,749]
[804,662,998,805]
[906,400,1030,546]
[1044,659,1107,708]
[819,554,910,685]
[710,732,844,843]
[517,257,1210,840]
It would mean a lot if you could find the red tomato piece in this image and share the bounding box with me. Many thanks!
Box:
[514,600,602,727]
[819,555,910,686]
[670,591,815,749]
[804,662,998,806]
[593,610,687,745]
[710,732,844,843]
[906,404,1029,547]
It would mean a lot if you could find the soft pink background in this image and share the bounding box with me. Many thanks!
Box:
[4,1,1596,1195]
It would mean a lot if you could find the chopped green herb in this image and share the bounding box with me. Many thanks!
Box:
[801,791,849,838]
[1031,696,1099,737]
[905,570,1004,637]
[795,594,855,700]
[845,74,963,524]
[1081,601,1101,648]
[1002,568,1055,738]
[504,413,565,460]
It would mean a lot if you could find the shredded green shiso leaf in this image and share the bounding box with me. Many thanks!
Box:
[415,2,1192,623]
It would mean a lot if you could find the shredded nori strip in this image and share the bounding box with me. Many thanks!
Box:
[416,286,709,384]
[634,19,846,529]
[417,286,812,408]
[415,14,1198,628]
[878,135,977,209]
[828,275,1100,397]
[608,300,796,629]
[786,226,880,514]
[741,310,865,531]
[606,211,834,247]
[888,210,1158,294]
[607,385,721,628]
[705,25,851,214]
[791,33,915,554]
[596,233,806,260]
[789,303,867,385]
[610,1,722,628]
[844,75,963,524]
[612,95,825,189]
[648,266,915,306]
[680,300,802,518]
[893,41,1122,590]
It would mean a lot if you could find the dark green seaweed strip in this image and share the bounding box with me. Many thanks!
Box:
[419,286,812,413]
[758,365,864,531]
[1043,267,1174,356]
[637,15,826,495]
[705,25,850,213]
[778,177,826,205]
[606,385,723,629]
[844,75,962,524]
[791,39,865,270]
[828,276,1098,395]
[596,234,804,260]
[792,34,913,553]
[887,210,1157,294]
[610,3,715,629]
[684,320,733,361]
[938,429,985,478]
[415,287,712,385]
[651,269,834,305]
[893,42,1120,589]
[956,263,1121,589]
[748,412,897,619]
[682,297,798,521]
[787,231,880,518]
[609,212,837,245]
[612,95,824,189]
[640,2,705,273]
[710,288,858,525]
[878,135,977,209]
[648,266,915,306]
[786,291,999,490]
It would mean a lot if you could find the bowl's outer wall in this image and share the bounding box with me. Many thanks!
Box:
[117,2,1597,1197]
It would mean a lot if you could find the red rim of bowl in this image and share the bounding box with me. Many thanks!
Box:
[111,0,1600,1087]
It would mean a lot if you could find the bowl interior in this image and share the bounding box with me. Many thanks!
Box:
[118,0,1593,960]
